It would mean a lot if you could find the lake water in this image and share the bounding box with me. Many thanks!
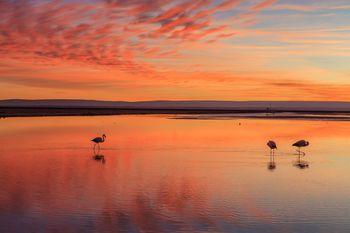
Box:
[0,115,350,233]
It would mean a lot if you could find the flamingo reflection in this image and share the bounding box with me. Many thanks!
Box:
[267,154,276,170]
[92,153,106,163]
[293,152,309,169]
[92,147,106,163]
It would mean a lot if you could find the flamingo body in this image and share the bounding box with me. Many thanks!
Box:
[267,140,277,150]
[92,137,104,143]
[292,140,309,148]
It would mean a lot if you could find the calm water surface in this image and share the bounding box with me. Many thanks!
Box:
[0,115,350,233]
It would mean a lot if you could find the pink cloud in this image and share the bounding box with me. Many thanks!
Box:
[251,0,278,11]
[0,0,274,74]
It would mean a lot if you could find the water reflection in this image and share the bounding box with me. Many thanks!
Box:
[94,175,225,232]
[294,154,309,169]
[0,116,350,232]
[267,153,276,171]
[92,153,105,163]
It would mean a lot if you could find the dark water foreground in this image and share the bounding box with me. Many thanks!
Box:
[0,115,350,233]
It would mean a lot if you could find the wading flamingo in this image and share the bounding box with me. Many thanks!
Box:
[266,141,277,170]
[292,140,309,156]
[91,134,106,152]
[267,140,277,155]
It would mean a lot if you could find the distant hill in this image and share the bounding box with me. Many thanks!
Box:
[1,99,350,112]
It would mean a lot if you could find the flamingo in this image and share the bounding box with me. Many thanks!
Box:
[292,140,309,155]
[267,140,277,155]
[91,134,106,152]
[266,141,277,170]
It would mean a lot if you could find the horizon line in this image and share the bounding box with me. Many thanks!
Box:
[2,99,350,103]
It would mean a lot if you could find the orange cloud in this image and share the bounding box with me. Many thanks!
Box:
[1,0,349,101]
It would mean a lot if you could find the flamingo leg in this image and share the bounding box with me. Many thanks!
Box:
[270,153,272,164]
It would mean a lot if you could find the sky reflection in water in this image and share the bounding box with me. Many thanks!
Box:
[0,115,350,233]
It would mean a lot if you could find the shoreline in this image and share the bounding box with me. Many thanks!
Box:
[2,107,350,120]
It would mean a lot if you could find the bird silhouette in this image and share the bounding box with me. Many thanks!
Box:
[267,140,277,155]
[292,140,309,156]
[266,140,277,170]
[91,134,106,152]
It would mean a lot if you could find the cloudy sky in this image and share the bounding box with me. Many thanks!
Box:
[1,0,350,100]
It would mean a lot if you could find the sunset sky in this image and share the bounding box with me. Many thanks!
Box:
[1,0,350,101]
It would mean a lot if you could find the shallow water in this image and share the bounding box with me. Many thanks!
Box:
[0,115,350,233]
